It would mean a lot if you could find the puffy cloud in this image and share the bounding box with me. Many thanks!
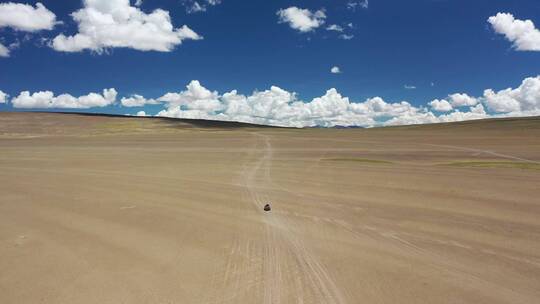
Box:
[330,66,341,74]
[429,93,477,110]
[429,99,453,112]
[6,76,539,128]
[448,93,478,107]
[136,110,147,116]
[436,105,488,122]
[385,106,488,126]
[148,76,540,127]
[0,2,56,32]
[0,90,7,103]
[121,94,159,107]
[152,81,425,128]
[488,13,540,51]
[470,103,487,115]
[483,76,540,113]
[11,88,117,109]
[157,80,222,112]
[0,43,9,57]
[383,112,438,126]
[135,0,143,6]
[52,0,202,53]
[0,2,57,57]
[431,76,540,116]
[277,7,326,33]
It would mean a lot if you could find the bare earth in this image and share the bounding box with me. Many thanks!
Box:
[1,112,539,304]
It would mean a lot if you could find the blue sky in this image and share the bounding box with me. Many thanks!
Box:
[0,0,539,127]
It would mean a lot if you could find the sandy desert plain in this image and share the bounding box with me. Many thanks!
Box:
[0,112,539,304]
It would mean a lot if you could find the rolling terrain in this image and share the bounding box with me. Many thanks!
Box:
[1,112,539,304]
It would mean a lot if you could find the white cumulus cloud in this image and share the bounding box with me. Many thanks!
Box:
[330,66,341,74]
[6,77,540,128]
[429,99,453,112]
[52,0,202,53]
[448,93,478,107]
[158,80,222,113]
[428,93,477,111]
[121,94,159,107]
[0,90,7,103]
[0,2,57,57]
[143,76,540,127]
[0,2,56,32]
[430,76,540,116]
[11,88,117,109]
[385,105,488,127]
[277,7,326,33]
[483,76,540,113]
[149,81,451,128]
[488,13,540,51]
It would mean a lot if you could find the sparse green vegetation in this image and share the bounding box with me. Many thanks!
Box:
[93,120,184,135]
[443,161,540,171]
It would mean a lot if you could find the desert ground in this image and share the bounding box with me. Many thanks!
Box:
[0,112,539,304]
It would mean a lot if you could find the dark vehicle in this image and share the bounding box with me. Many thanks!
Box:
[264,204,271,212]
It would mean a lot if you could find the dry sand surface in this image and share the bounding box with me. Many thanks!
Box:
[1,112,540,304]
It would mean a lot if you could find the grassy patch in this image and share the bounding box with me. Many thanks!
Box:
[96,121,146,131]
[93,120,175,134]
[443,161,540,171]
[323,158,393,164]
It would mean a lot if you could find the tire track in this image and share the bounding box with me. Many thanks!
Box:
[241,133,347,304]
[425,144,540,164]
